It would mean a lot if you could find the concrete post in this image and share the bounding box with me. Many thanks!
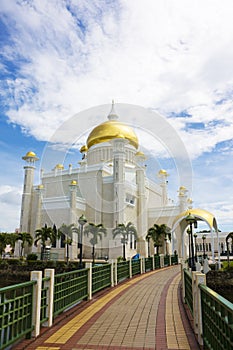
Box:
[140,257,145,274]
[180,260,186,303]
[160,254,164,268]
[30,271,42,337]
[195,273,206,346]
[114,260,118,285]
[43,269,54,327]
[192,271,199,335]
[152,255,155,270]
[129,258,132,278]
[85,263,92,300]
[110,259,116,287]
[169,254,172,266]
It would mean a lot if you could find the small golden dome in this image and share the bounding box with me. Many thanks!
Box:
[71,180,77,185]
[158,169,168,176]
[80,145,88,153]
[87,120,138,149]
[55,164,64,170]
[22,151,39,161]
[179,186,186,190]
[38,184,44,189]
[136,151,145,157]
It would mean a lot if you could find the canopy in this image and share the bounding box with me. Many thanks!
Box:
[172,208,218,232]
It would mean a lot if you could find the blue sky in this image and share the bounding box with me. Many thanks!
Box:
[0,0,233,232]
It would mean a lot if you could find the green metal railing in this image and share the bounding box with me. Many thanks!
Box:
[117,260,130,282]
[40,276,50,325]
[0,281,35,349]
[200,284,233,350]
[132,259,140,276]
[154,255,160,269]
[184,268,193,315]
[92,264,112,293]
[145,257,153,271]
[53,269,88,317]
[164,255,170,267]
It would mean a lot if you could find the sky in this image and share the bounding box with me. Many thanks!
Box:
[0,0,233,233]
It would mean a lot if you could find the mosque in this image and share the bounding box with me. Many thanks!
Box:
[19,103,219,261]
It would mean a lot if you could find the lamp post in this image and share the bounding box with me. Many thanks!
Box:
[194,233,197,262]
[78,214,87,269]
[202,235,206,260]
[185,213,196,271]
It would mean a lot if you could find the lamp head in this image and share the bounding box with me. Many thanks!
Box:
[78,214,87,226]
[185,213,196,224]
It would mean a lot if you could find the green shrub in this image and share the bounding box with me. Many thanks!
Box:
[27,253,38,261]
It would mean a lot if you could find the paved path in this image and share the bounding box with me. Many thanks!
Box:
[13,265,199,350]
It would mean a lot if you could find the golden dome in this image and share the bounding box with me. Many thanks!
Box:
[80,145,88,153]
[87,120,138,149]
[70,180,77,185]
[136,151,145,157]
[55,164,64,169]
[158,169,168,176]
[37,184,44,189]
[22,151,39,161]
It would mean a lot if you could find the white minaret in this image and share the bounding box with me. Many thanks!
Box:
[158,169,169,205]
[20,151,39,233]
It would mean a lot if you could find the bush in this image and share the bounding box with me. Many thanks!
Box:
[27,253,38,261]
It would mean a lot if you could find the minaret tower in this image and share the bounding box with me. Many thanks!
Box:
[20,151,38,233]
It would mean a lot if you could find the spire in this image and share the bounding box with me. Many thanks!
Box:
[107,100,119,120]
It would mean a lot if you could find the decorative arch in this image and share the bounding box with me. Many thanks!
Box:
[172,208,219,262]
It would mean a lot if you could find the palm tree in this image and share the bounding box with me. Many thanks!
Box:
[16,232,33,257]
[0,232,10,257]
[58,223,79,264]
[35,224,58,260]
[112,222,137,260]
[84,223,107,264]
[147,224,170,255]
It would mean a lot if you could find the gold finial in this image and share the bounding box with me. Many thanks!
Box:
[108,100,118,120]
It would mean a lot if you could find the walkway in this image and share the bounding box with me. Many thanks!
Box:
[12,265,199,350]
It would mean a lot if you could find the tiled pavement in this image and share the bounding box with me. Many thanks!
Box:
[12,265,200,350]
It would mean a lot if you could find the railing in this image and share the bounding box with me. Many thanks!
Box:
[171,254,178,265]
[0,281,36,350]
[184,268,193,315]
[132,259,141,276]
[154,255,160,268]
[53,269,88,316]
[117,260,130,282]
[145,257,153,271]
[182,266,233,350]
[200,284,233,350]
[164,255,170,267]
[92,264,112,293]
[0,254,178,349]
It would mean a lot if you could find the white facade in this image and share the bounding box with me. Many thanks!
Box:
[20,105,193,260]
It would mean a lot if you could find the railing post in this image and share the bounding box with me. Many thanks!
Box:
[44,269,55,327]
[160,254,164,268]
[129,258,132,278]
[85,262,92,300]
[30,271,42,337]
[140,257,145,274]
[110,260,115,287]
[181,260,186,303]
[169,254,172,266]
[152,255,155,270]
[195,273,206,346]
[114,260,118,285]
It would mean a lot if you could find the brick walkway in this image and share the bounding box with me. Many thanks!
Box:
[12,265,200,350]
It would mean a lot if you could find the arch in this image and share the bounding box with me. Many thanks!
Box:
[172,208,219,263]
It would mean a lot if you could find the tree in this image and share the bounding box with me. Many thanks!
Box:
[0,232,10,257]
[16,232,33,257]
[58,223,79,264]
[147,224,171,255]
[84,223,107,264]
[112,222,137,261]
[35,224,59,260]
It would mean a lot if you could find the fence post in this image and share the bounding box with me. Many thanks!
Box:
[85,263,92,300]
[140,257,145,274]
[160,254,164,268]
[110,260,115,287]
[169,254,172,266]
[152,255,155,270]
[30,271,42,337]
[114,260,118,285]
[180,260,186,303]
[129,258,132,278]
[44,269,54,327]
[195,273,206,346]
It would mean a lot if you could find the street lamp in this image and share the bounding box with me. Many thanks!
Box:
[78,214,87,268]
[193,233,198,262]
[202,235,206,260]
[185,213,196,271]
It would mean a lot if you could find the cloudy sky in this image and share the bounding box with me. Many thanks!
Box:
[0,0,232,232]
